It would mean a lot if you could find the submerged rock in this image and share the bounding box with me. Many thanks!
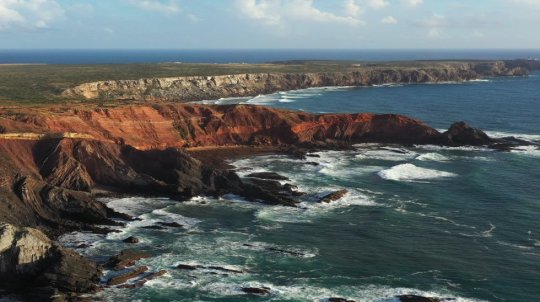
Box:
[123,236,140,244]
[176,264,198,270]
[108,266,148,285]
[318,189,348,203]
[246,172,290,181]
[106,249,151,270]
[240,177,301,207]
[241,287,271,295]
[397,295,448,302]
[328,298,356,302]
[158,222,184,228]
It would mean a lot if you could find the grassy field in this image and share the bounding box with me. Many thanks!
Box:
[0,60,479,106]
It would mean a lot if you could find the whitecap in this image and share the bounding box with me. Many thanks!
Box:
[416,153,450,162]
[104,197,174,216]
[485,131,540,142]
[378,163,457,182]
[355,148,418,161]
[278,98,296,103]
[510,145,540,157]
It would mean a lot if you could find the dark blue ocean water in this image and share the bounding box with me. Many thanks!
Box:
[1,49,540,64]
[60,73,540,302]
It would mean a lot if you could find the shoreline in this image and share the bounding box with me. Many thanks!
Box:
[0,60,539,301]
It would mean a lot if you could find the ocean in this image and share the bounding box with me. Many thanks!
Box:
[1,49,540,64]
[56,67,540,300]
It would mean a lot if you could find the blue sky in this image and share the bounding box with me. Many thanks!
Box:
[0,0,539,49]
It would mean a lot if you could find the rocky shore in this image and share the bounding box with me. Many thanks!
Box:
[0,60,534,300]
[62,61,527,102]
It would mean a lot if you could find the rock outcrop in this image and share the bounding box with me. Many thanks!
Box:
[0,223,101,300]
[62,61,527,102]
[0,103,521,299]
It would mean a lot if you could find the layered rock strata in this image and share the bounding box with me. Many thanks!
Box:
[0,103,523,299]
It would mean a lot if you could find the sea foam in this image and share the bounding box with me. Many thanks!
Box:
[378,163,457,182]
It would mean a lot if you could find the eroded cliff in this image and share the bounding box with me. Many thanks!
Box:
[62,61,527,102]
[0,103,520,299]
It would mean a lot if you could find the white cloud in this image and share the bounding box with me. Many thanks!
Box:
[403,0,423,7]
[366,0,389,9]
[236,0,364,27]
[416,14,448,37]
[381,16,397,24]
[128,0,181,14]
[0,0,64,31]
[237,0,281,25]
[343,0,363,17]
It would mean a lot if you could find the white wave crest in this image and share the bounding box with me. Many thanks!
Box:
[511,145,540,157]
[416,153,450,162]
[378,164,457,182]
[485,131,540,142]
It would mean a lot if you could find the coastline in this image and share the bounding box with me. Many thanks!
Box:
[0,59,538,301]
[62,61,528,102]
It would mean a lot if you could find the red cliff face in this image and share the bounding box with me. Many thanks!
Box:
[2,104,495,236]
[0,104,441,150]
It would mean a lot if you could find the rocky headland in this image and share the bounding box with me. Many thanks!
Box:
[62,61,527,102]
[0,60,534,300]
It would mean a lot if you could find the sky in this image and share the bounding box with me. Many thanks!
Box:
[0,0,539,49]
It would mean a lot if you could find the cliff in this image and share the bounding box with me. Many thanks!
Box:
[0,103,521,299]
[0,103,513,222]
[0,223,101,300]
[62,61,527,102]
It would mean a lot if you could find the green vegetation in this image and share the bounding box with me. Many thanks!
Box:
[0,60,482,106]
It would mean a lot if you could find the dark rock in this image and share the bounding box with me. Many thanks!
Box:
[108,266,149,285]
[206,266,244,274]
[241,287,271,295]
[176,264,199,270]
[441,122,492,146]
[306,161,320,166]
[0,223,101,298]
[329,298,356,302]
[397,295,446,302]
[116,269,167,289]
[246,172,290,181]
[267,247,305,257]
[306,153,321,158]
[158,222,183,228]
[123,236,139,244]
[318,189,348,203]
[240,177,300,207]
[106,249,151,270]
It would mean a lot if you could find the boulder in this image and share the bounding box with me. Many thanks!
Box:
[440,122,492,146]
[158,222,183,228]
[108,266,148,285]
[106,249,151,270]
[318,189,348,203]
[242,287,271,295]
[397,295,447,302]
[122,236,140,244]
[0,223,100,298]
[328,298,356,302]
